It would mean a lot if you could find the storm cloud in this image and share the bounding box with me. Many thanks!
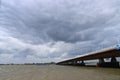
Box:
[0,0,120,63]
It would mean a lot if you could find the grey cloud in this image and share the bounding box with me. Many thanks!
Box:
[0,0,120,63]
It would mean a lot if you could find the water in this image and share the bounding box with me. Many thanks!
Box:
[0,65,120,80]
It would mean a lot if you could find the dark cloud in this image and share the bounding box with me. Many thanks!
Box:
[0,0,120,63]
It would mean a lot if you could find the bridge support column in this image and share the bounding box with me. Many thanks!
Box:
[76,60,85,66]
[110,57,119,68]
[99,58,105,63]
[73,61,77,65]
[81,60,85,66]
[97,57,119,68]
[111,57,117,62]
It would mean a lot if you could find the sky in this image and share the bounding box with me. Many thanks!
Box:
[0,0,120,63]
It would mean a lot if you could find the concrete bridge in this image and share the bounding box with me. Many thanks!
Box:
[56,45,120,68]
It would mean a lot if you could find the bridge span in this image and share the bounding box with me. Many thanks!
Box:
[56,46,120,68]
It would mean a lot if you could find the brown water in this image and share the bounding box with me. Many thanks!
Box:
[0,65,120,80]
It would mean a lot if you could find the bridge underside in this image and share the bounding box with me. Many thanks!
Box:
[57,48,120,68]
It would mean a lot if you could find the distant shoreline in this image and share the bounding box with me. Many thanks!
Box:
[0,62,56,65]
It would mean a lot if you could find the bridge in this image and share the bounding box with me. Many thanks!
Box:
[56,45,120,68]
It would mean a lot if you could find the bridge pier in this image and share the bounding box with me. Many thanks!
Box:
[80,60,85,66]
[73,61,77,65]
[97,57,119,68]
[73,60,85,66]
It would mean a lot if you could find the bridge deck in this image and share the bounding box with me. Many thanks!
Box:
[57,46,120,64]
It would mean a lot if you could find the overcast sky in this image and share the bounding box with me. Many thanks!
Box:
[0,0,120,63]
